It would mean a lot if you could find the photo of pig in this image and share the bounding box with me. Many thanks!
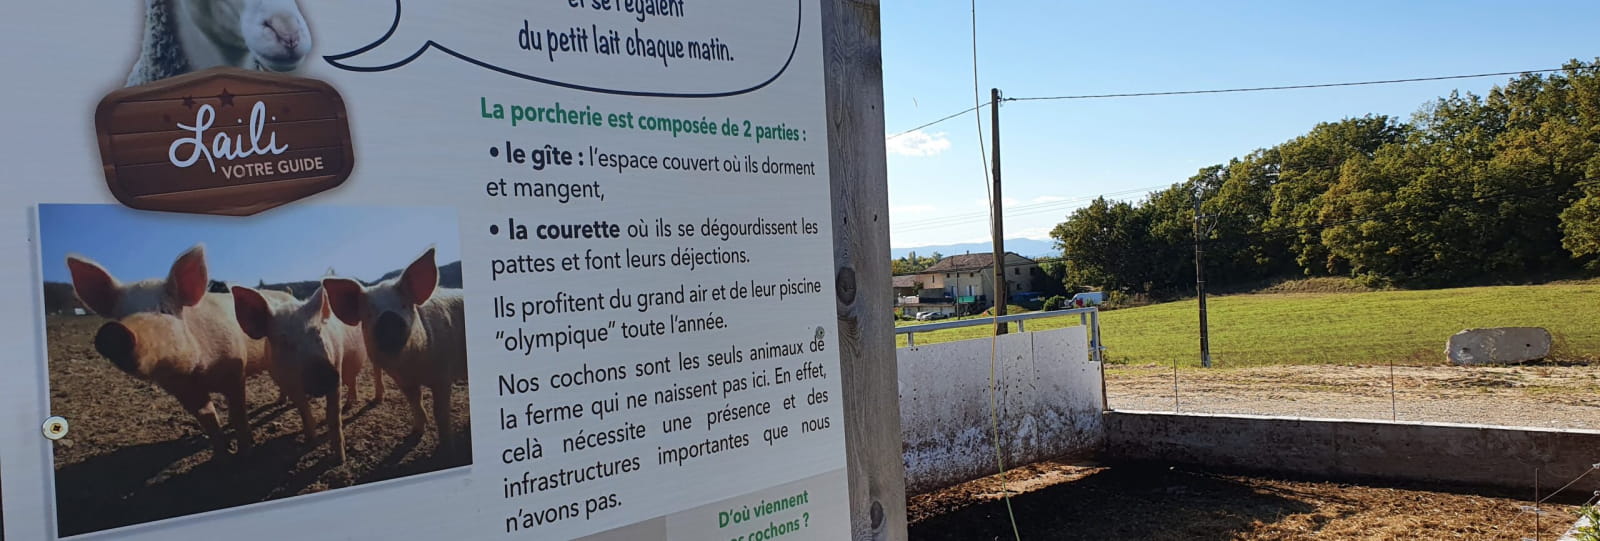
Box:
[232,283,384,465]
[38,204,470,537]
[324,247,469,456]
[66,245,265,458]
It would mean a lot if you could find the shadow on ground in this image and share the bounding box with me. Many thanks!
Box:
[52,400,470,537]
[910,466,1315,541]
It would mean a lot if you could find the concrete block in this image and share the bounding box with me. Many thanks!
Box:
[1104,411,1600,497]
[898,326,1103,494]
[1446,327,1551,365]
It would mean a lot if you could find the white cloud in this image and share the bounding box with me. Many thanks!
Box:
[885,130,952,157]
[1030,195,1068,204]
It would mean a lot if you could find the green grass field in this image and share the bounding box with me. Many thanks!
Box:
[896,282,1600,368]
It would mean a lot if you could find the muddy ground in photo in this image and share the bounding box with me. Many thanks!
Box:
[46,315,472,537]
[910,460,1580,540]
[1107,362,1600,429]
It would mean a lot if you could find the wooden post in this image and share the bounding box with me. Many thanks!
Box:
[990,88,1007,334]
[820,2,908,540]
[1193,190,1212,368]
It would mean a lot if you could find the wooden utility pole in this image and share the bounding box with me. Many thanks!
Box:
[1193,190,1212,368]
[820,1,908,538]
[990,88,1007,335]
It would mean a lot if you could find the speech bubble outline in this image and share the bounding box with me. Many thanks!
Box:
[323,0,804,98]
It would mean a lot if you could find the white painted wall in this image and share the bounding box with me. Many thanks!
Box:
[898,327,1105,494]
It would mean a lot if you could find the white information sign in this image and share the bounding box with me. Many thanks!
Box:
[0,1,848,540]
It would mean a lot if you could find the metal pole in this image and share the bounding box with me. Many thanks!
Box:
[1193,190,1212,368]
[952,270,959,318]
[1094,309,1107,410]
[990,88,1007,335]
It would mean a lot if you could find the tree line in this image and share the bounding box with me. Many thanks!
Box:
[891,251,944,275]
[1051,60,1600,293]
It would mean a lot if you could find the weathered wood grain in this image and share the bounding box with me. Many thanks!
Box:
[821,1,907,539]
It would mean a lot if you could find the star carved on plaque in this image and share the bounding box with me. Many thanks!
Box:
[181,95,196,109]
[218,89,236,107]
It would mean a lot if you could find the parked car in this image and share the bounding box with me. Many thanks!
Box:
[1070,292,1105,307]
[915,311,949,321]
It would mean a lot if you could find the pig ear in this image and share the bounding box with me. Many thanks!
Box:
[398,246,438,305]
[311,286,332,321]
[322,278,365,326]
[66,255,121,316]
[230,286,272,340]
[166,245,210,307]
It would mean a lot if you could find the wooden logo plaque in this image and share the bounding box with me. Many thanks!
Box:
[95,67,355,216]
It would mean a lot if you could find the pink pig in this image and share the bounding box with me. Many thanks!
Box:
[323,247,467,453]
[232,285,384,464]
[67,245,266,457]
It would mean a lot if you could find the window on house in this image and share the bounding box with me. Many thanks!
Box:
[1013,268,1020,275]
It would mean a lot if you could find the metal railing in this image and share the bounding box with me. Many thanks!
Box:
[895,307,1104,362]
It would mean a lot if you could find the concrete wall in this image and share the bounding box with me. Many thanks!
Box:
[1105,411,1600,498]
[899,327,1104,494]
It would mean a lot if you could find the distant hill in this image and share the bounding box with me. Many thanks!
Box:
[891,239,1055,260]
[42,282,84,315]
[376,260,463,289]
[265,261,464,299]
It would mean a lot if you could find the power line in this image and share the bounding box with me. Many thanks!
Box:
[886,64,1596,140]
[894,184,1168,228]
[968,0,1022,538]
[893,184,1171,233]
[886,103,987,140]
[891,254,1076,278]
[1007,67,1592,102]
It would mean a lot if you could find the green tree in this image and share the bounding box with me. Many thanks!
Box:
[1267,116,1409,275]
[891,251,942,275]
[1050,59,1600,290]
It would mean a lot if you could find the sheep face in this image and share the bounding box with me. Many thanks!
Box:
[236,0,312,72]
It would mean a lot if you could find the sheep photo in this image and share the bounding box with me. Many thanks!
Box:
[39,204,472,537]
[127,0,314,86]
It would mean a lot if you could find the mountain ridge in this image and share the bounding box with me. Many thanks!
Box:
[891,238,1055,260]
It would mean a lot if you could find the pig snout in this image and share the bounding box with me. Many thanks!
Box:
[303,359,339,398]
[374,312,409,355]
[95,322,139,373]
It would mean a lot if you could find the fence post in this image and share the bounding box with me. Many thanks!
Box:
[1090,309,1102,363]
[1092,309,1108,410]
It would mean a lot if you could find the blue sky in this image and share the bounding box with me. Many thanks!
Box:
[39,205,460,285]
[882,1,1600,247]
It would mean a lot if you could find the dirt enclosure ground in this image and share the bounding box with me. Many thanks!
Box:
[1107,363,1600,429]
[46,315,472,536]
[910,461,1580,540]
[908,362,1598,539]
